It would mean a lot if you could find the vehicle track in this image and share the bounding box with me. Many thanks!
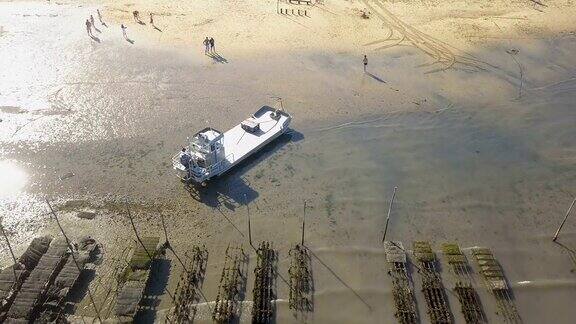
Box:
[362,0,493,73]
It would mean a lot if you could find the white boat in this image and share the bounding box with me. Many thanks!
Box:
[172,106,292,185]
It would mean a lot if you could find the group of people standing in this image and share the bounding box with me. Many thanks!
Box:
[85,8,156,42]
[85,9,105,37]
[203,37,216,54]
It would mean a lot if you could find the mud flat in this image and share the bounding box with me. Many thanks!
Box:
[1,0,576,323]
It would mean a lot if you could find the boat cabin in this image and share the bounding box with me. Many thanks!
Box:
[184,128,225,169]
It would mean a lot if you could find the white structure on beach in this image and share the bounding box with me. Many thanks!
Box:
[172,106,292,185]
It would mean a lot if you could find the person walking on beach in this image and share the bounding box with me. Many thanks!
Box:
[97,9,104,25]
[133,10,140,22]
[149,12,154,25]
[85,19,92,36]
[121,24,127,39]
[90,15,99,32]
[209,37,215,53]
[363,55,368,72]
[203,37,210,54]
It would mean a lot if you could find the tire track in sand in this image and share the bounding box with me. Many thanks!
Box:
[362,0,495,73]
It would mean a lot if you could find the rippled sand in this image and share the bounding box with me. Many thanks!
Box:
[1,0,576,323]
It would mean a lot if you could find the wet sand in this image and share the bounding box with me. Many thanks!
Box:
[1,0,576,323]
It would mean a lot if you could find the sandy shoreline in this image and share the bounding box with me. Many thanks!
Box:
[2,0,576,323]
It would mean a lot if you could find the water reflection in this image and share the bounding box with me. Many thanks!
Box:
[0,160,27,198]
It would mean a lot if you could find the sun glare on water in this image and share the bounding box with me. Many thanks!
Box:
[0,160,28,198]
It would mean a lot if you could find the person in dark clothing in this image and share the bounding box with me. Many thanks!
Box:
[90,15,100,33]
[363,55,368,72]
[209,37,215,53]
[180,148,191,169]
[203,37,210,54]
[85,19,92,36]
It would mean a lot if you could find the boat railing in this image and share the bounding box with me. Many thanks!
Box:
[171,152,181,165]
[208,153,234,175]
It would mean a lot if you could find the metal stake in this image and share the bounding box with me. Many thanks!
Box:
[301,200,307,246]
[0,221,18,281]
[382,187,398,243]
[160,212,188,273]
[160,212,170,248]
[245,193,253,248]
[553,197,576,241]
[126,204,154,261]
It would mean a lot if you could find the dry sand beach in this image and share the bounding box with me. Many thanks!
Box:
[1,0,576,323]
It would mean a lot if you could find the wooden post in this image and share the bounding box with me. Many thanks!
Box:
[553,197,576,241]
[245,194,253,248]
[381,187,398,243]
[160,212,170,248]
[126,204,154,261]
[45,199,103,323]
[0,221,18,281]
[301,200,307,246]
[160,212,188,273]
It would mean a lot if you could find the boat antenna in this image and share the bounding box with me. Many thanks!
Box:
[270,96,284,112]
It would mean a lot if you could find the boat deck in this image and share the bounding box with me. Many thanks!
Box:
[220,108,290,171]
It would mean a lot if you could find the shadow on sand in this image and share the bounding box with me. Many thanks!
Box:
[90,35,101,43]
[307,248,373,312]
[185,129,304,210]
[64,269,96,306]
[133,258,172,324]
[366,72,386,83]
[207,52,228,63]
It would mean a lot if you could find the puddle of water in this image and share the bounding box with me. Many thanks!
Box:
[0,160,28,198]
[0,106,26,114]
